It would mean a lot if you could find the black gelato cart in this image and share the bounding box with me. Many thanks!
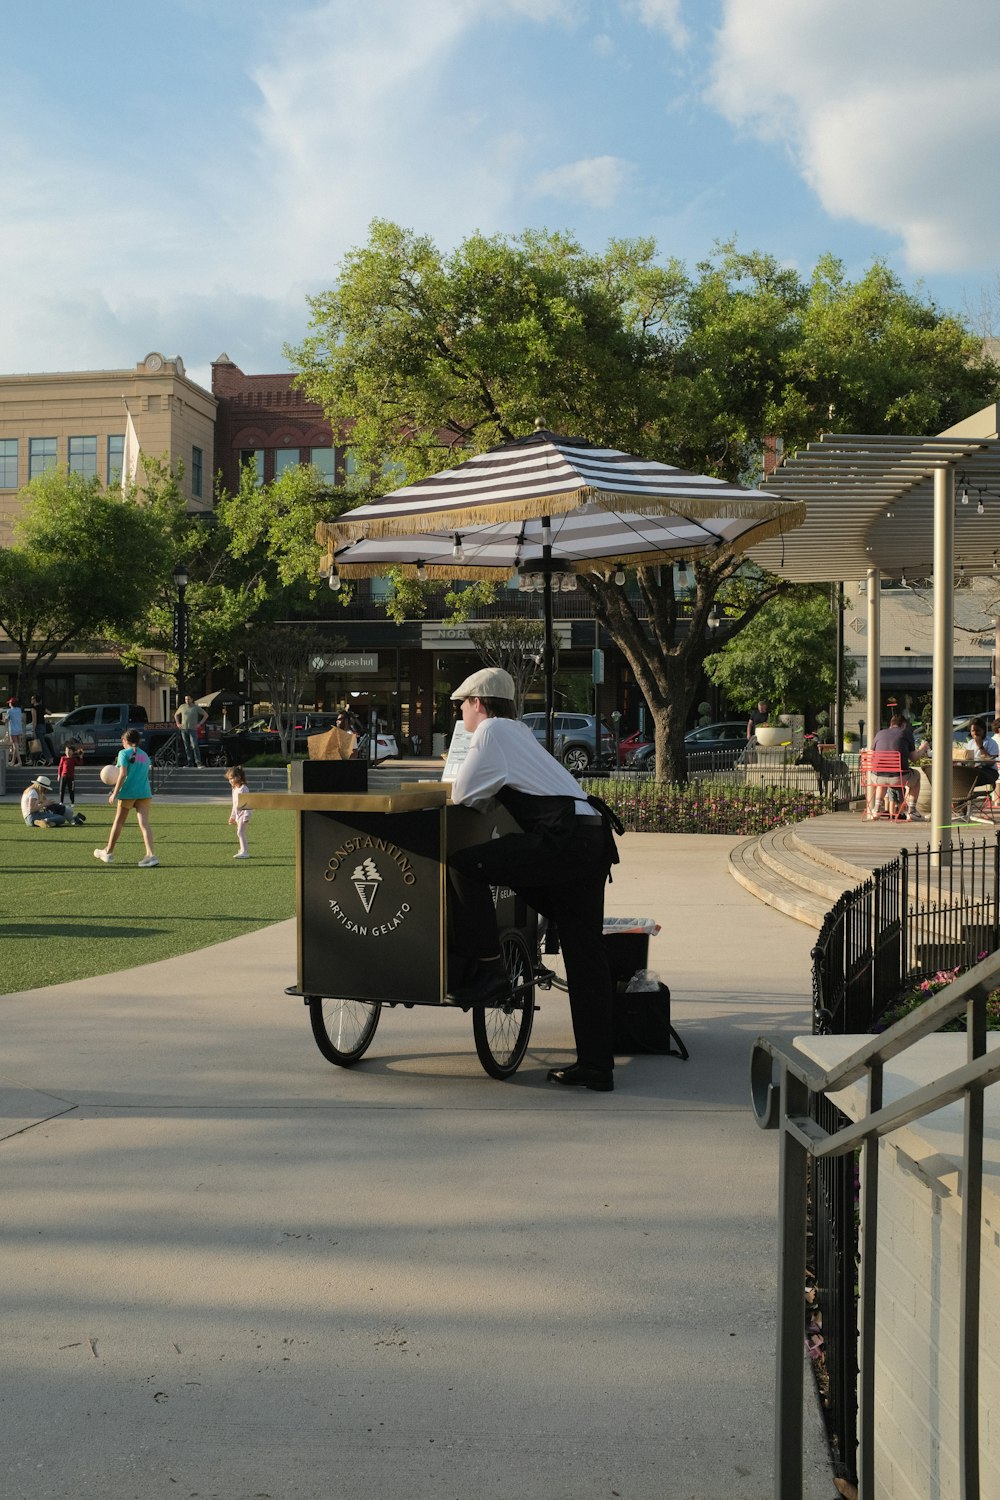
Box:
[245,777,539,1079]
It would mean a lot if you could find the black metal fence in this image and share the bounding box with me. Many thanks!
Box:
[808,831,1000,1482]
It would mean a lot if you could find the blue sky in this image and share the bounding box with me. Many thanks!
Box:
[4,0,999,391]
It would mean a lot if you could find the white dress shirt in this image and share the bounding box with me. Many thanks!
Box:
[451,717,595,814]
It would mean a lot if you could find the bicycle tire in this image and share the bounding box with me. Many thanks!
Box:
[308,995,381,1066]
[472,930,535,1079]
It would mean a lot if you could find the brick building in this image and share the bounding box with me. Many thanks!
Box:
[211,355,339,494]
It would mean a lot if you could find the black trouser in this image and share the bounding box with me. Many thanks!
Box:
[448,820,614,1072]
[58,775,75,804]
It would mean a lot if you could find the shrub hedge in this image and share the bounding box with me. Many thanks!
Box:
[585,775,835,835]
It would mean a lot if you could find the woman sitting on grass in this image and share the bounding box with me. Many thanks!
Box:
[94,729,159,867]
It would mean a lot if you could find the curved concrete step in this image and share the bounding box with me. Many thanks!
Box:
[755,826,854,904]
[729,836,831,929]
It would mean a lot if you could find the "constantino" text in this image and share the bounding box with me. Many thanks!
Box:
[323,835,416,885]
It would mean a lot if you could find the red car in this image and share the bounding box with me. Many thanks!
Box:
[616,729,653,766]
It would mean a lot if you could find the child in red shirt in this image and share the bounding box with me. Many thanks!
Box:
[58,740,84,809]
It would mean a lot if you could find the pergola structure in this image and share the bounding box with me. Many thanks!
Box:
[749,403,1000,852]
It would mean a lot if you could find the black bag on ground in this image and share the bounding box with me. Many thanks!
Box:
[612,981,688,1059]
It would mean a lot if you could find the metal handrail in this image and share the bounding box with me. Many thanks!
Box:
[751,951,1000,1499]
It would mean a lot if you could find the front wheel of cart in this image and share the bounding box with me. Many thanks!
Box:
[309,996,381,1066]
[473,931,535,1079]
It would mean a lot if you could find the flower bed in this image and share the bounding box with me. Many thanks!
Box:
[876,964,1000,1033]
[586,776,835,835]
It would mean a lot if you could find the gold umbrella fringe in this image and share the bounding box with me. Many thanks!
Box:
[318,490,805,543]
[319,510,797,578]
[322,537,803,582]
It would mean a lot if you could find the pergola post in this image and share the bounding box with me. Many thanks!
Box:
[865,568,881,747]
[931,465,955,857]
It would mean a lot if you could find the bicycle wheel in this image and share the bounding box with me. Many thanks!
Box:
[308,995,381,1066]
[472,931,536,1079]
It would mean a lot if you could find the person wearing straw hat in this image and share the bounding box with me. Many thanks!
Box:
[446,666,622,1092]
[20,774,71,827]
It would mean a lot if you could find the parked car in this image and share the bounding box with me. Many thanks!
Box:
[616,729,653,766]
[629,719,749,773]
[684,720,751,755]
[223,714,400,762]
[521,712,614,771]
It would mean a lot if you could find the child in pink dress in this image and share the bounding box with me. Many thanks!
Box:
[225,766,252,858]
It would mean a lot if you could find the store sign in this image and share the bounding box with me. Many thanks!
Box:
[311,653,378,672]
[421,622,572,648]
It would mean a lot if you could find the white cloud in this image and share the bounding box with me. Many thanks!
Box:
[706,0,1000,273]
[0,0,569,376]
[531,155,635,209]
[625,0,691,51]
[239,0,564,289]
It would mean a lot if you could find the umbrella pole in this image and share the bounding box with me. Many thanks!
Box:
[542,520,555,755]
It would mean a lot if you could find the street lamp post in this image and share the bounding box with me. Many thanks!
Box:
[172,563,189,708]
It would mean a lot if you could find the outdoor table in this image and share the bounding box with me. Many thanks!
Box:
[244,785,539,1077]
[918,759,993,822]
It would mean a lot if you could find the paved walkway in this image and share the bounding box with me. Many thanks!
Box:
[1,832,833,1499]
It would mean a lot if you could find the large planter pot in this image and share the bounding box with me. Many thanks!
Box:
[755,725,787,748]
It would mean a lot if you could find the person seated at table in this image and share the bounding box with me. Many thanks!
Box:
[20,773,71,827]
[963,718,999,789]
[868,713,923,821]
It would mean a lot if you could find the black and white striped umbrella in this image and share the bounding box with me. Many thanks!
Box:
[321,427,804,550]
[324,503,796,582]
[316,428,804,749]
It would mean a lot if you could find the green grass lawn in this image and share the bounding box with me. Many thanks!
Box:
[1,804,296,995]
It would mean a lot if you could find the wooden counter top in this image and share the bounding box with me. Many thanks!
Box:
[243,786,450,814]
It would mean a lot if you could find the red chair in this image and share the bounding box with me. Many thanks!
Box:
[861,750,908,820]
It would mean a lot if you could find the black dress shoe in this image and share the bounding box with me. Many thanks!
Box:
[448,962,510,1007]
[546,1064,614,1092]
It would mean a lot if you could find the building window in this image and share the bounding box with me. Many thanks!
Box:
[68,436,98,478]
[107,434,125,483]
[309,446,336,483]
[29,437,57,479]
[192,445,204,498]
[274,447,301,476]
[0,438,17,488]
[240,448,264,486]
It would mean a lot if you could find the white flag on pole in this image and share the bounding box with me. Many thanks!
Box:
[122,406,141,491]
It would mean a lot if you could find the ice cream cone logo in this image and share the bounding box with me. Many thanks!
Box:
[351,857,383,913]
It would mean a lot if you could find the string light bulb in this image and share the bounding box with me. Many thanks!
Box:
[562,572,577,591]
[614,564,626,586]
[416,559,428,581]
[676,558,690,588]
[328,566,341,591]
[452,533,465,561]
[962,485,970,505]
[978,496,985,515]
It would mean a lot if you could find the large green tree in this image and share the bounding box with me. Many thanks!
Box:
[114,458,354,696]
[704,587,856,718]
[289,222,1000,779]
[0,469,174,697]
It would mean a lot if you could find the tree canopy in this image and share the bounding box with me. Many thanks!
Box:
[0,469,174,696]
[114,458,355,696]
[704,587,856,716]
[288,222,1000,779]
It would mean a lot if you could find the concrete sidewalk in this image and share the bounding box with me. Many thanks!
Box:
[1,833,833,1499]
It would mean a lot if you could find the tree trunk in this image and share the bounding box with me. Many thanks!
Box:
[583,560,791,783]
